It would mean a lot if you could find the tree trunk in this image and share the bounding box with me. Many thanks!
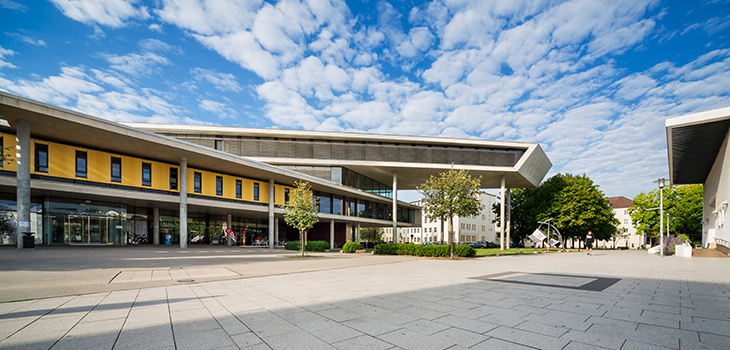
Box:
[448,216,455,259]
[299,229,304,256]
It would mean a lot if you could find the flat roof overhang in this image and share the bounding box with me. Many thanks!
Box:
[124,124,553,189]
[666,106,730,185]
[0,91,416,208]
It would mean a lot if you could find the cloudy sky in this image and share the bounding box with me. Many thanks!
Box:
[1,0,729,202]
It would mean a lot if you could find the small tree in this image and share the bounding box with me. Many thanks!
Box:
[360,227,383,242]
[418,167,482,258]
[283,181,319,256]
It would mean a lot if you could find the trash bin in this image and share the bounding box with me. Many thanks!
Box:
[22,232,35,249]
[164,233,172,245]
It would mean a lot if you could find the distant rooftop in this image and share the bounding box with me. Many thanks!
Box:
[607,196,634,209]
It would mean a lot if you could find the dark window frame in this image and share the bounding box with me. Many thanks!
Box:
[35,143,49,173]
[284,188,290,204]
[142,162,152,187]
[235,179,242,198]
[111,157,122,182]
[75,151,87,178]
[253,182,259,201]
[216,176,223,196]
[169,167,178,190]
[194,172,202,193]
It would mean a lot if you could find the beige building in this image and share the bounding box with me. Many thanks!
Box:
[383,193,497,244]
[605,196,641,249]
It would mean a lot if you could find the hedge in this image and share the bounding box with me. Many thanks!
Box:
[342,242,363,253]
[284,240,330,252]
[374,243,475,257]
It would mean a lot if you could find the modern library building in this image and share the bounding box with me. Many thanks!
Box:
[0,91,551,249]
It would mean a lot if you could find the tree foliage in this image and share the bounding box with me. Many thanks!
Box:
[283,181,319,256]
[498,173,618,246]
[360,227,383,242]
[418,167,482,258]
[629,184,702,244]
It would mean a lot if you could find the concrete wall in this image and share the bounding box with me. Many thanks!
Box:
[703,127,730,248]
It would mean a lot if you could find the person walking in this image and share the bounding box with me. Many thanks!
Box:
[585,230,595,256]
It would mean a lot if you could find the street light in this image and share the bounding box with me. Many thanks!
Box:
[653,178,667,257]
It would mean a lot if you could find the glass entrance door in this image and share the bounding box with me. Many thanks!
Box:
[66,215,107,244]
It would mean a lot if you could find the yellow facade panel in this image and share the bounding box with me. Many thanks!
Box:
[47,142,74,179]
[88,150,110,183]
[1,133,17,172]
[122,156,142,187]
[151,162,169,191]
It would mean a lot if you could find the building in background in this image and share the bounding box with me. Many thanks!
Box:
[606,196,640,249]
[383,193,497,244]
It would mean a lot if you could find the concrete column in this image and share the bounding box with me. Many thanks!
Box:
[500,175,505,251]
[330,220,335,249]
[153,207,160,245]
[227,213,232,246]
[16,120,30,249]
[356,222,361,242]
[392,172,397,243]
[179,157,188,248]
[506,188,511,248]
[275,219,279,245]
[268,178,274,249]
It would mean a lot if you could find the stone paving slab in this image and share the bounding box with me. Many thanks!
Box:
[0,249,729,349]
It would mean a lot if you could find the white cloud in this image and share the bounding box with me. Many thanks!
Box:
[5,32,47,47]
[148,23,163,32]
[0,46,17,69]
[139,38,182,55]
[191,68,242,92]
[49,0,151,28]
[155,0,262,35]
[193,31,279,80]
[0,0,28,12]
[199,99,238,119]
[104,51,170,77]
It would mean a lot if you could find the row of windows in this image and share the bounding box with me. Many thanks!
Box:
[33,142,287,202]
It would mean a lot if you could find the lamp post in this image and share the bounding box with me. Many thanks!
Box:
[653,178,667,257]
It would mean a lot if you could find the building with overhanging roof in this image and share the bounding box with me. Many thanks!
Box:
[666,106,730,253]
[0,91,552,249]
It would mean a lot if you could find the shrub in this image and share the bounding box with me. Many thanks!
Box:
[306,240,330,252]
[285,241,300,250]
[373,243,473,257]
[342,242,363,253]
[455,244,476,257]
[285,240,329,252]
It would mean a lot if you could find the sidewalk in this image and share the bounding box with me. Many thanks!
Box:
[1,248,729,349]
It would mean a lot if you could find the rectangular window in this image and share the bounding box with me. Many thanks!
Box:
[169,167,178,190]
[253,182,259,200]
[35,143,49,173]
[215,139,223,150]
[111,157,122,182]
[194,172,202,193]
[285,188,290,204]
[624,210,629,215]
[216,176,223,196]
[142,162,151,186]
[0,136,3,168]
[236,180,242,198]
[75,151,87,178]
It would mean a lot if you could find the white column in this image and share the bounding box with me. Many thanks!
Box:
[269,178,275,249]
[392,172,397,243]
[227,213,233,246]
[275,218,279,246]
[500,175,505,250]
[16,120,30,249]
[179,157,188,248]
[330,220,335,249]
[153,207,160,245]
[506,188,511,248]
[356,222,361,242]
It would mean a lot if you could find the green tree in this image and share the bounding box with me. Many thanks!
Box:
[629,184,703,244]
[418,168,482,258]
[283,181,320,256]
[498,173,618,247]
[360,227,383,242]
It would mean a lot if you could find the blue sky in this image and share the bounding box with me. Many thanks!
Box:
[1,0,729,202]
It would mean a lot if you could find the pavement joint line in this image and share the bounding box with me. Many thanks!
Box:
[0,295,77,344]
[108,270,122,284]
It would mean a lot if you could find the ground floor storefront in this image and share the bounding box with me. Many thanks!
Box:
[0,193,356,248]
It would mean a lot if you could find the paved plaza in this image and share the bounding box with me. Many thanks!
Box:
[0,247,729,349]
